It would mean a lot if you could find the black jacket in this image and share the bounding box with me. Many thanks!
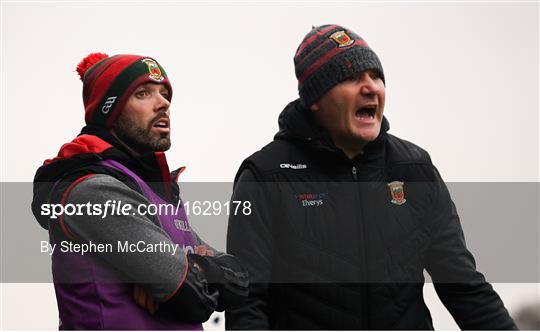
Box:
[225,99,516,330]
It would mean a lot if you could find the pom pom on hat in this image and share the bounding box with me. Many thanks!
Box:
[76,52,109,81]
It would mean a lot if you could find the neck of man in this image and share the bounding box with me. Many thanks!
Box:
[311,111,368,160]
[109,128,148,157]
[323,129,367,160]
[334,140,366,160]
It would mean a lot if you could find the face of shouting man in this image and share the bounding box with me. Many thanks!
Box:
[113,83,172,153]
[310,69,385,159]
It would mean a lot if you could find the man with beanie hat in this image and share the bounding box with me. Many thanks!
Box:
[32,53,248,330]
[226,25,516,330]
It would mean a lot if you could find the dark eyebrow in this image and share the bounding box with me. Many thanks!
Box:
[136,83,151,89]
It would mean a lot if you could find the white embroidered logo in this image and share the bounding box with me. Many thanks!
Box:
[174,218,191,232]
[101,96,117,114]
[280,163,307,170]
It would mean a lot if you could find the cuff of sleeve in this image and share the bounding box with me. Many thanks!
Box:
[188,254,224,284]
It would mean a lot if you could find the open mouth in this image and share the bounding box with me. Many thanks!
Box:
[355,105,377,119]
[152,117,170,129]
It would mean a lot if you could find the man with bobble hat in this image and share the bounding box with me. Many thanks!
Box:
[32,53,248,329]
[226,24,516,330]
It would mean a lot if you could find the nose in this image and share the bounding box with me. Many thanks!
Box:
[359,72,382,97]
[154,92,171,115]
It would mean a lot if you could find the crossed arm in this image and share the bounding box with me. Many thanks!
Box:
[63,174,248,322]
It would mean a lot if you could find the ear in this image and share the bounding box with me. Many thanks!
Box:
[310,103,320,112]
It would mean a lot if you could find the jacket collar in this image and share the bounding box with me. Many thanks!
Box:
[274,98,389,164]
[79,125,174,184]
[34,125,177,203]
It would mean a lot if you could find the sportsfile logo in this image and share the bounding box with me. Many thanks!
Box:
[295,192,329,207]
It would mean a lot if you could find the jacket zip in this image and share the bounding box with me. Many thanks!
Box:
[351,163,368,329]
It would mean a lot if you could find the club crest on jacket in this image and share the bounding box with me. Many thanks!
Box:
[387,181,406,205]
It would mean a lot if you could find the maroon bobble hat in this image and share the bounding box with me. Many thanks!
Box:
[294,24,385,108]
[76,53,173,128]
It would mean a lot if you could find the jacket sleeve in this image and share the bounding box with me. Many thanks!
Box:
[63,174,218,322]
[225,168,274,330]
[425,169,517,330]
[190,230,249,311]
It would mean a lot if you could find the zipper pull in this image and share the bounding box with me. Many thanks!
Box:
[352,166,358,181]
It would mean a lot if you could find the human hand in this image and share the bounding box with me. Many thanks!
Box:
[133,284,159,315]
[195,245,214,257]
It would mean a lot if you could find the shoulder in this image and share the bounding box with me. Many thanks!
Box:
[247,139,300,163]
[385,133,433,165]
[234,139,307,182]
[71,173,128,191]
[67,174,146,205]
[384,134,443,182]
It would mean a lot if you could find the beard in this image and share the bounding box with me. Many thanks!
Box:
[114,112,171,152]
